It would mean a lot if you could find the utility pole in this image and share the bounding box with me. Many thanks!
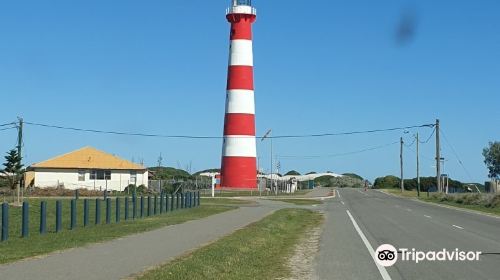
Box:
[435,119,441,192]
[400,137,404,192]
[157,153,163,193]
[416,133,420,197]
[16,117,23,205]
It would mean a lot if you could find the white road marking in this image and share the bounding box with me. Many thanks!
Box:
[452,225,464,230]
[346,210,393,280]
[341,201,345,205]
[424,215,432,219]
[336,189,342,199]
[357,189,369,196]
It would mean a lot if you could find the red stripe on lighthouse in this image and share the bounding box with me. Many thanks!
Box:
[227,66,254,90]
[221,157,257,188]
[224,114,255,136]
[227,15,256,40]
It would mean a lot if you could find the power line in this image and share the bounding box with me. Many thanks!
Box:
[419,128,435,144]
[440,128,474,182]
[278,141,400,159]
[24,121,435,140]
[0,122,16,127]
[0,126,16,132]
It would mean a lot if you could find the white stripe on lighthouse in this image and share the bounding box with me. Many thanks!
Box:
[226,90,255,114]
[222,136,257,157]
[229,40,253,66]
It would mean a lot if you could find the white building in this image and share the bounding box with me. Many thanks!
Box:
[26,147,148,191]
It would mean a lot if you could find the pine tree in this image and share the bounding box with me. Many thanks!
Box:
[1,149,24,204]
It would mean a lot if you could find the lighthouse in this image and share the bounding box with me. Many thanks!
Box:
[221,0,257,189]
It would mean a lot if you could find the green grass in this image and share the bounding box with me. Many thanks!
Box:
[379,188,500,216]
[0,198,235,264]
[271,199,323,205]
[200,189,312,198]
[200,198,254,206]
[138,208,323,280]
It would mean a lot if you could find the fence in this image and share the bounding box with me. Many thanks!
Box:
[0,191,201,242]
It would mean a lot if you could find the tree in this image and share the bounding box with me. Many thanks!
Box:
[483,141,500,180]
[285,170,301,176]
[1,149,24,204]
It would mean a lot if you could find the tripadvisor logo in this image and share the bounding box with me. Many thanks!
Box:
[374,244,481,267]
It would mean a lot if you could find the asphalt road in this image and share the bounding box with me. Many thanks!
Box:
[315,188,500,280]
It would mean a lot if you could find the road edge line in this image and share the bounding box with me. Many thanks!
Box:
[346,210,392,280]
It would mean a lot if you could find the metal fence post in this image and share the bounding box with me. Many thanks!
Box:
[170,194,174,212]
[140,196,144,218]
[125,197,129,221]
[70,199,77,230]
[22,202,29,238]
[198,191,201,207]
[181,193,184,209]
[147,196,151,217]
[56,200,62,232]
[165,194,169,213]
[154,195,158,215]
[176,193,179,210]
[95,199,101,225]
[1,203,8,241]
[40,201,47,235]
[160,192,164,214]
[116,197,120,223]
[132,194,136,220]
[84,199,89,227]
[106,198,111,224]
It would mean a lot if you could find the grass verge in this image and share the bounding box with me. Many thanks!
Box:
[271,199,323,205]
[0,198,235,264]
[379,189,500,216]
[201,189,312,198]
[137,208,323,280]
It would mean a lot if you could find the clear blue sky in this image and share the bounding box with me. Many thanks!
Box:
[0,0,498,183]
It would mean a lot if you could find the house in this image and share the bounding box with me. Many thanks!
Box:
[26,147,148,191]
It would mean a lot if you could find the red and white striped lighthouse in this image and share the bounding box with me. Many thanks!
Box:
[221,0,257,189]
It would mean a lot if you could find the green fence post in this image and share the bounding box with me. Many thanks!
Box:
[147,196,152,217]
[95,199,101,225]
[154,195,158,215]
[132,194,136,220]
[1,203,8,241]
[106,198,111,224]
[22,202,29,238]
[56,200,62,232]
[198,191,201,207]
[170,194,174,212]
[165,194,169,213]
[116,197,120,223]
[176,193,180,209]
[70,199,77,230]
[140,196,144,218]
[84,199,89,227]
[181,193,184,209]
[125,197,129,221]
[40,201,47,235]
[160,193,164,214]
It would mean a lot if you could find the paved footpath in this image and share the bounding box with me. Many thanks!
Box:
[0,200,286,280]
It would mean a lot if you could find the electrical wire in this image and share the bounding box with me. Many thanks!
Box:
[24,121,435,140]
[440,128,474,182]
[0,126,16,132]
[278,141,400,159]
[0,122,16,127]
[419,128,435,144]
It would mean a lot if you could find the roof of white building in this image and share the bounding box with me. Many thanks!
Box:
[30,146,146,171]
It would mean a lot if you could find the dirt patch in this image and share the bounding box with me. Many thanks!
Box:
[284,224,322,280]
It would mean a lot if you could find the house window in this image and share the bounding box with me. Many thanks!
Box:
[130,171,137,184]
[90,170,111,180]
[105,170,111,180]
[78,170,86,181]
